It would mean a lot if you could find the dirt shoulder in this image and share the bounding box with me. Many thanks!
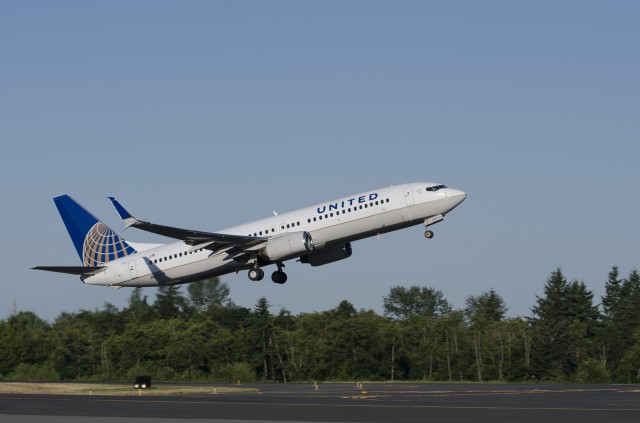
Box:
[0,382,257,396]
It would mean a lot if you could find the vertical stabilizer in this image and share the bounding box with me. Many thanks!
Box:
[53,195,136,266]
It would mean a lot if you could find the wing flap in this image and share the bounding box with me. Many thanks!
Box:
[131,220,263,245]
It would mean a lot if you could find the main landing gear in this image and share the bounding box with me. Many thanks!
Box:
[248,267,264,281]
[271,270,287,284]
[248,262,288,284]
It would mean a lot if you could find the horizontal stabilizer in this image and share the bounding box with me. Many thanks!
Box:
[32,266,106,276]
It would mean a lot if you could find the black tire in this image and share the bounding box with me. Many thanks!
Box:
[424,230,434,239]
[248,268,264,281]
[272,271,288,284]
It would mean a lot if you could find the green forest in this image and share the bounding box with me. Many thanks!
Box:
[2,267,639,384]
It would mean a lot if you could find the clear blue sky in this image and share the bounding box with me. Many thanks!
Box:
[1,1,638,320]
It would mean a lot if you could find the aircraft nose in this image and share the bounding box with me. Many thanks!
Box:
[446,189,467,208]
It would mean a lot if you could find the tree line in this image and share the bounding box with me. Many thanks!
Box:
[1,266,639,383]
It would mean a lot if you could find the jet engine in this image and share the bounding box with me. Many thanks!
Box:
[300,242,352,266]
[259,231,314,262]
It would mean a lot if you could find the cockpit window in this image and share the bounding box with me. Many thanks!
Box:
[426,185,447,192]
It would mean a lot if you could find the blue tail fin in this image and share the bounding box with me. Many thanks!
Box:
[53,195,137,266]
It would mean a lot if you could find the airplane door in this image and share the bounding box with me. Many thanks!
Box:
[127,260,138,278]
[404,186,414,206]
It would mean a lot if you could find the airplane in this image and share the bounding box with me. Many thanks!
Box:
[33,183,466,287]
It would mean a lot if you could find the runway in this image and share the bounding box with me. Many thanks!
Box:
[1,383,639,423]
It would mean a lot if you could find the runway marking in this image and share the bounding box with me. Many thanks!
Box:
[86,397,640,412]
[3,386,639,415]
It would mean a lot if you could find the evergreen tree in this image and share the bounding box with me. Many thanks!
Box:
[465,289,507,325]
[187,277,231,312]
[529,269,600,380]
[465,290,508,381]
[124,288,153,322]
[602,266,622,319]
[154,285,187,319]
[250,297,274,381]
[618,270,640,330]
[330,300,357,319]
[601,269,640,381]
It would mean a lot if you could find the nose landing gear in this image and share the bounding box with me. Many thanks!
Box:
[424,214,444,239]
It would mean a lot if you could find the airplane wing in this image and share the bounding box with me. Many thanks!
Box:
[107,197,266,250]
[32,266,106,275]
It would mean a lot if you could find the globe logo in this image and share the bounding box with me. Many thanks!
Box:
[82,222,134,266]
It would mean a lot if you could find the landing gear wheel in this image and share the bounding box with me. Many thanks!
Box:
[248,268,264,281]
[424,230,434,239]
[271,270,288,284]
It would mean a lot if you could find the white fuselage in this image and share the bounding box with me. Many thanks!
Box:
[83,183,466,287]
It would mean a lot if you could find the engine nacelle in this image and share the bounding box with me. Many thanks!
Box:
[300,242,352,267]
[259,231,314,262]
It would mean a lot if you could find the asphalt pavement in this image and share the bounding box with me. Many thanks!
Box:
[1,382,639,423]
